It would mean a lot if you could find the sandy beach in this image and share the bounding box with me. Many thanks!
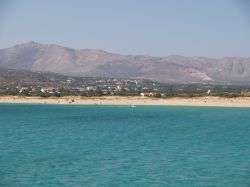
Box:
[0,96,250,107]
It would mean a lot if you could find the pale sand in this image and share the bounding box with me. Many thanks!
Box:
[0,96,250,107]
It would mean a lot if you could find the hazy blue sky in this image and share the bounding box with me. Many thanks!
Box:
[0,0,249,57]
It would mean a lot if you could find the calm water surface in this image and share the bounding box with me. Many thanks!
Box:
[0,104,250,186]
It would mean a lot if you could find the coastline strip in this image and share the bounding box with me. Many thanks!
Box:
[1,96,250,107]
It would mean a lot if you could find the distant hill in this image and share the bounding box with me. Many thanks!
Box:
[0,66,156,88]
[0,66,73,87]
[0,41,250,84]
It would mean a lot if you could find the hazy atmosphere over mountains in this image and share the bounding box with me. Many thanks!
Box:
[0,41,250,84]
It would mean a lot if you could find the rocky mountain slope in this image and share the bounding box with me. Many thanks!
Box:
[0,41,249,84]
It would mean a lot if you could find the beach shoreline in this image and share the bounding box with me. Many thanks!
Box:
[1,96,250,107]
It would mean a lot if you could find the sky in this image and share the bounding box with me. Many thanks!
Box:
[0,0,249,57]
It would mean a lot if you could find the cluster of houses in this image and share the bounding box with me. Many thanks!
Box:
[1,78,167,97]
[40,87,60,94]
[16,86,60,95]
[0,76,222,97]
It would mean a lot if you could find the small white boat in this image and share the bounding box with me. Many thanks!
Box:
[129,104,136,108]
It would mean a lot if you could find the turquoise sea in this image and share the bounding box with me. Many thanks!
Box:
[0,104,250,186]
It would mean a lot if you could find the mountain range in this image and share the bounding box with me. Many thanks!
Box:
[0,41,250,84]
